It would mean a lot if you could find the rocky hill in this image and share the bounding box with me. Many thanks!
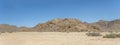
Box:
[32,18,100,32]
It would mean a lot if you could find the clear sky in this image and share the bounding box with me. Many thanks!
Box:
[0,0,120,27]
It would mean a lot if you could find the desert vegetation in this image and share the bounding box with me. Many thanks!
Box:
[103,33,120,38]
[86,31,102,36]
[85,31,120,38]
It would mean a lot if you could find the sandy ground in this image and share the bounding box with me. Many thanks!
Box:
[0,32,120,45]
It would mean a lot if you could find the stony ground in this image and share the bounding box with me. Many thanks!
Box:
[0,32,120,45]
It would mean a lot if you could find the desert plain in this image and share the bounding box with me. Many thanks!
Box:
[0,32,120,45]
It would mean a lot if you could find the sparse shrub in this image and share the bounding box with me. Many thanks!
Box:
[116,33,120,38]
[8,32,13,33]
[86,32,102,36]
[66,30,70,33]
[103,33,118,38]
[1,31,5,33]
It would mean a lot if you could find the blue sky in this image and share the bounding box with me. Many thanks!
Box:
[0,0,120,27]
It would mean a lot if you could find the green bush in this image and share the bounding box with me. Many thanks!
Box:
[103,33,118,38]
[86,32,102,36]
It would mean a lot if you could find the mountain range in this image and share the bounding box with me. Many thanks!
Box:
[0,18,120,32]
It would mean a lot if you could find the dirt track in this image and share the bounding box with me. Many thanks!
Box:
[0,32,120,45]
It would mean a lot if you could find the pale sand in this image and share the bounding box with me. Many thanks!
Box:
[0,32,120,45]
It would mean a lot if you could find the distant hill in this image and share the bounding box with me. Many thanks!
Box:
[0,24,18,33]
[0,24,33,33]
[0,18,120,32]
[91,19,120,32]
